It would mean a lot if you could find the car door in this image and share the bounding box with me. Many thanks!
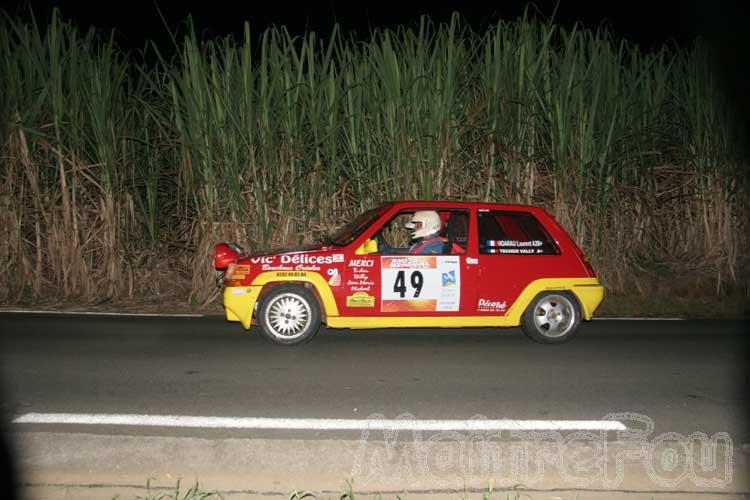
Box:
[474,208,563,315]
[352,207,477,317]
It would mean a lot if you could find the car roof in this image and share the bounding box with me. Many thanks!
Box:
[381,200,545,211]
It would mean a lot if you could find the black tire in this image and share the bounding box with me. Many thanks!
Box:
[257,284,321,346]
[520,291,582,344]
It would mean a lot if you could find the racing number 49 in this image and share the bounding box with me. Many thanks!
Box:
[393,270,424,298]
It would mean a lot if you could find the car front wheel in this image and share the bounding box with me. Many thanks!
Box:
[257,285,321,345]
[520,291,581,344]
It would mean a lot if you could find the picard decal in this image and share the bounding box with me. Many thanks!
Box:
[478,298,507,311]
[346,292,375,307]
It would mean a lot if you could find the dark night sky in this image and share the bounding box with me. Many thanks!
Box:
[2,0,746,51]
[2,0,749,133]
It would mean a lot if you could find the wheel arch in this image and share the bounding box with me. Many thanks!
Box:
[251,272,339,321]
[505,278,604,324]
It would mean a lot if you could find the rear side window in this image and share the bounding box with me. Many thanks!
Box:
[478,211,559,255]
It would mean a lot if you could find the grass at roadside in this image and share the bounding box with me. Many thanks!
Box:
[111,480,536,500]
[596,292,749,319]
[111,480,221,499]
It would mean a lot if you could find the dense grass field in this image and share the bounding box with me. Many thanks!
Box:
[1,10,747,308]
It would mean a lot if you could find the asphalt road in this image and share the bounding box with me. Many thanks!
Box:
[0,314,748,442]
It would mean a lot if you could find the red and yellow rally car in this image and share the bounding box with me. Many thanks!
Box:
[214,201,604,345]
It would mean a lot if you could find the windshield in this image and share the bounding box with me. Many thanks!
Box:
[328,205,390,246]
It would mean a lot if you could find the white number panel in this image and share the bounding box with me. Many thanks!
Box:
[380,256,460,312]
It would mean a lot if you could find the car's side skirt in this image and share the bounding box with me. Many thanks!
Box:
[326,316,518,329]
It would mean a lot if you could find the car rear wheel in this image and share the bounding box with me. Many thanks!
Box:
[258,285,321,345]
[520,291,581,344]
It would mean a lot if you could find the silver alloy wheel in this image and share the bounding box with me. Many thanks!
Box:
[264,292,312,340]
[532,294,576,338]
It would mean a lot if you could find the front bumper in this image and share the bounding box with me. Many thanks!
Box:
[222,286,261,330]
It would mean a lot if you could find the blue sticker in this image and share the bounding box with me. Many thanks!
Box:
[442,270,456,286]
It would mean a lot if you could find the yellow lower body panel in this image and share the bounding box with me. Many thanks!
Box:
[326,316,513,329]
[328,278,605,329]
[223,277,605,331]
[223,286,261,330]
[571,282,606,320]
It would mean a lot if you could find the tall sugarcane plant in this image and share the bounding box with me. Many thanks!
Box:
[1,9,746,304]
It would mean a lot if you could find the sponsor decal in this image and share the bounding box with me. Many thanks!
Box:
[441,270,456,287]
[250,256,275,264]
[262,264,293,271]
[228,263,251,279]
[328,268,341,286]
[478,298,507,312]
[349,259,375,268]
[295,264,320,271]
[382,256,436,269]
[346,292,375,307]
[382,299,437,312]
[250,254,344,265]
[274,271,308,278]
[381,256,460,312]
[280,254,343,265]
[346,259,376,292]
[261,264,322,271]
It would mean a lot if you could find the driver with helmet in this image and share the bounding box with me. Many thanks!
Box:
[378,210,458,255]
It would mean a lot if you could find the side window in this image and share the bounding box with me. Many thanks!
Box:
[375,209,468,255]
[380,213,413,249]
[478,211,559,255]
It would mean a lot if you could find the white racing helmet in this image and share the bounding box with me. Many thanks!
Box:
[405,210,441,240]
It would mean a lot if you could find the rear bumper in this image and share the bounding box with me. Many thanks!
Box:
[571,282,605,320]
[222,286,261,330]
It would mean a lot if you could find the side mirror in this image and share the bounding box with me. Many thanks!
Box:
[355,238,379,255]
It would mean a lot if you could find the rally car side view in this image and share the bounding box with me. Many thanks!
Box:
[214,201,604,345]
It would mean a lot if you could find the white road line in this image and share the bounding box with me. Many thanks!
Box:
[13,413,626,431]
[0,310,203,318]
